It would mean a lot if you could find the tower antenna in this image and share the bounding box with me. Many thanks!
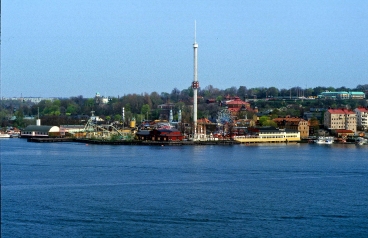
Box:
[194,20,197,43]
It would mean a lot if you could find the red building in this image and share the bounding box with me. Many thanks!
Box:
[225,96,251,115]
[136,128,183,141]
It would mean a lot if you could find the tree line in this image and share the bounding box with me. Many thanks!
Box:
[1,84,367,128]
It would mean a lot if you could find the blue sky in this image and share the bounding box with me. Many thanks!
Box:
[2,0,368,98]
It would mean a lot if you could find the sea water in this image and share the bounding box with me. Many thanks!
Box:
[1,139,368,237]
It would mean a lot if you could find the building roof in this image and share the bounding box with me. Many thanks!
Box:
[321,91,348,95]
[136,130,151,136]
[273,117,304,122]
[23,125,60,132]
[355,107,368,113]
[327,109,355,114]
[273,117,306,126]
[334,129,354,133]
[250,126,298,133]
[197,118,211,124]
[228,107,242,113]
[226,98,250,106]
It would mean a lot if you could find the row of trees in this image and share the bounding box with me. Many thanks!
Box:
[1,84,367,128]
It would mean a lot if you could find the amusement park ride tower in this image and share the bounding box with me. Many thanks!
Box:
[192,21,199,138]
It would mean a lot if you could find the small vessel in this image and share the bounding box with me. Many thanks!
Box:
[314,136,334,144]
[356,137,367,145]
[0,133,11,138]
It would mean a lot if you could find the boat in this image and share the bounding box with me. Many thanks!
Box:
[9,133,20,138]
[0,133,11,138]
[314,136,334,144]
[356,137,367,145]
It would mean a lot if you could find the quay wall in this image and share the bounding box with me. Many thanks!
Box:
[234,137,300,143]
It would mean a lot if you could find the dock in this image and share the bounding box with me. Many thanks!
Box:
[26,137,240,145]
[27,137,74,143]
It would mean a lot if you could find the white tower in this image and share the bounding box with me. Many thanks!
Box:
[169,109,173,123]
[178,109,182,123]
[192,21,199,137]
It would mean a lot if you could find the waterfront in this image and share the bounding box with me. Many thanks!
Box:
[1,139,368,237]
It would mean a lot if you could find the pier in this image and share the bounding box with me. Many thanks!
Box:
[26,137,240,146]
[27,138,74,143]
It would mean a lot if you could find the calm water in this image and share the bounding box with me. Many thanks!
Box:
[1,139,368,237]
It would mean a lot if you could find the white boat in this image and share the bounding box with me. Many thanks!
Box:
[314,136,334,144]
[356,137,367,145]
[0,133,11,138]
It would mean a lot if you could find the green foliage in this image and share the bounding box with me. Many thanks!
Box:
[124,103,131,112]
[141,104,150,118]
[263,120,277,127]
[13,109,25,128]
[85,98,94,108]
[114,114,122,122]
[188,87,194,97]
[259,116,270,125]
[110,134,122,141]
[41,100,61,116]
[53,100,61,107]
[259,115,277,127]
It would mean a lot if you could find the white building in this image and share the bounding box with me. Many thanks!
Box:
[21,125,60,138]
[234,127,300,143]
[354,107,368,130]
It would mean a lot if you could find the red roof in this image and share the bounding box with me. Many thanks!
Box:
[328,109,355,114]
[355,107,368,113]
[197,118,211,124]
[227,108,242,113]
[334,129,354,133]
[226,98,248,105]
[273,117,304,122]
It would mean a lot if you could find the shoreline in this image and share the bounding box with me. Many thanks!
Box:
[24,137,362,146]
[25,137,240,145]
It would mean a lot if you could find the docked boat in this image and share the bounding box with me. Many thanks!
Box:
[0,133,11,138]
[356,137,367,145]
[314,136,334,144]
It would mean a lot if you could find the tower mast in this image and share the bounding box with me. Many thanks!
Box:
[192,21,199,138]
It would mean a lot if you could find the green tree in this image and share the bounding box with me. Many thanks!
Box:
[53,100,61,107]
[14,109,25,128]
[66,102,79,115]
[259,116,270,126]
[267,87,279,98]
[259,115,277,127]
[114,114,122,122]
[141,104,150,120]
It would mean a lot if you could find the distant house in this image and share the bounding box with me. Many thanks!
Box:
[332,129,355,138]
[196,118,217,136]
[354,107,368,131]
[21,125,60,138]
[225,97,251,115]
[324,109,357,133]
[234,127,300,143]
[273,117,309,139]
[94,92,109,104]
[318,91,365,99]
[235,118,256,128]
[303,108,326,121]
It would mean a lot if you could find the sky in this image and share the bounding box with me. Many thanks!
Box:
[2,0,368,98]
